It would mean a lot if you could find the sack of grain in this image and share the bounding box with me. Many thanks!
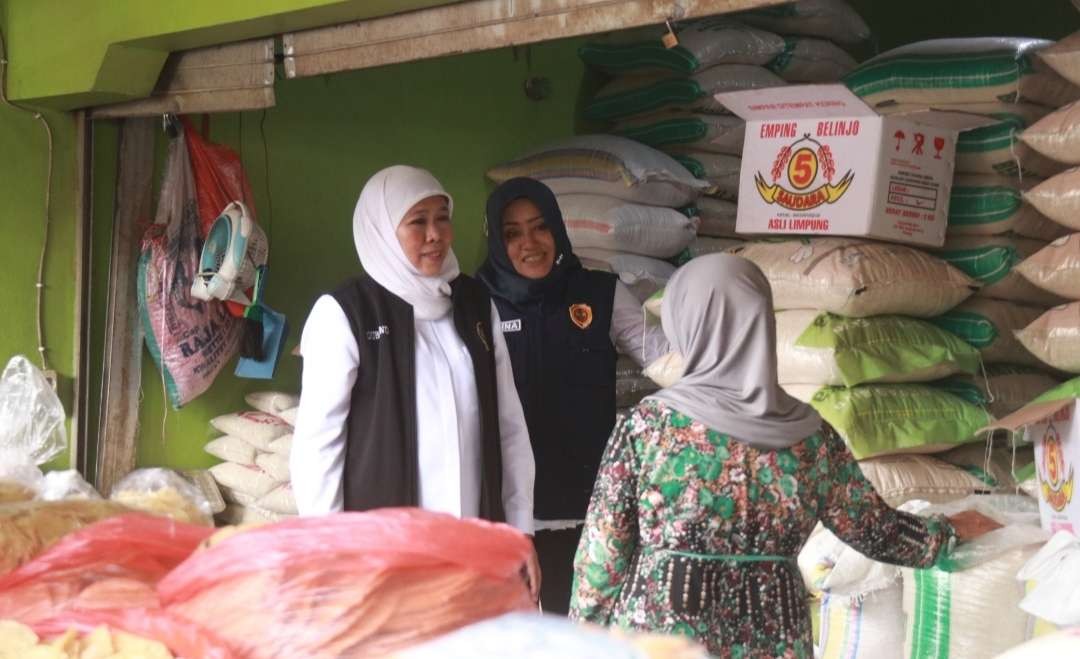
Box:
[210,411,291,451]
[1023,166,1080,231]
[767,37,857,83]
[216,483,258,507]
[255,483,297,516]
[940,440,1036,491]
[955,113,1066,178]
[615,355,659,408]
[560,194,697,258]
[846,38,1080,108]
[1015,302,1080,373]
[737,0,871,45]
[244,391,300,416]
[777,310,979,387]
[613,112,745,155]
[998,629,1080,659]
[584,65,785,121]
[946,175,1067,241]
[267,433,292,456]
[666,151,741,198]
[728,239,978,318]
[1016,531,1080,630]
[1019,100,1080,166]
[902,495,1046,659]
[208,462,280,499]
[816,589,904,659]
[279,406,298,426]
[694,196,739,237]
[577,248,676,286]
[932,234,1063,305]
[216,502,288,525]
[807,384,991,459]
[204,435,259,466]
[578,20,785,74]
[858,454,998,506]
[683,236,744,261]
[929,297,1046,366]
[255,452,290,483]
[1016,234,1080,300]
[487,135,709,207]
[1036,30,1080,86]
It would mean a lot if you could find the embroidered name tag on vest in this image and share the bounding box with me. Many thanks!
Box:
[501,319,523,333]
[365,325,390,341]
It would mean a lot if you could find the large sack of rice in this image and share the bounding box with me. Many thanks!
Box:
[209,411,291,451]
[613,113,745,155]
[1016,531,1080,631]
[204,435,258,466]
[1019,100,1080,166]
[208,462,280,499]
[682,236,743,261]
[615,355,658,409]
[1015,233,1080,300]
[776,310,979,387]
[728,239,979,318]
[932,234,1063,306]
[693,196,739,237]
[859,454,998,506]
[255,483,297,516]
[487,135,709,207]
[578,20,785,74]
[929,297,1046,366]
[1023,166,1080,231]
[846,38,1080,108]
[666,151,741,198]
[267,433,292,456]
[244,391,299,416]
[577,248,674,302]
[946,175,1067,241]
[1015,302,1080,373]
[559,194,697,258]
[767,37,858,83]
[736,0,871,45]
[954,112,1065,178]
[1036,31,1080,86]
[583,65,785,121]
[806,384,991,459]
[902,495,1047,659]
[940,440,1036,491]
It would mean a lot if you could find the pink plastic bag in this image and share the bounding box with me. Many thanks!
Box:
[183,116,257,237]
[33,609,236,659]
[158,508,535,658]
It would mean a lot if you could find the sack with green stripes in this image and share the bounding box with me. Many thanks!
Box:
[930,297,1046,366]
[613,112,745,155]
[931,234,1062,306]
[845,38,1080,109]
[735,0,871,46]
[956,109,1066,178]
[777,310,980,387]
[578,20,784,75]
[666,151,741,199]
[902,495,1045,659]
[694,196,739,237]
[583,65,785,121]
[768,37,858,83]
[946,175,1068,241]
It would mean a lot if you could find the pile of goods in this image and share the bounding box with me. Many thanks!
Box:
[204,391,299,524]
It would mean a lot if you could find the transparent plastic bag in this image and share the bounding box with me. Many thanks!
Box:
[109,468,214,526]
[157,508,534,659]
[919,494,1047,571]
[1017,531,1080,627]
[0,355,67,499]
[40,469,101,501]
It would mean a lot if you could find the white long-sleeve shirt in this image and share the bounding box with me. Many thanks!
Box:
[291,295,535,534]
[610,281,669,367]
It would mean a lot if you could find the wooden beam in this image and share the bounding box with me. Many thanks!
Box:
[283,0,787,78]
[95,118,154,495]
[72,110,93,477]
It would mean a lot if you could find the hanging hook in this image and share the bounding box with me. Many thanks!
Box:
[162,112,180,138]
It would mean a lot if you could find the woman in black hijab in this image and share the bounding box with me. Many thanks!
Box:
[478,177,668,613]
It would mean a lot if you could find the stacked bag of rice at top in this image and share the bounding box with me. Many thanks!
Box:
[578,0,866,264]
[487,134,708,302]
[204,391,299,524]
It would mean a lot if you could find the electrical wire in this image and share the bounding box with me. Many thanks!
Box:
[0,26,55,372]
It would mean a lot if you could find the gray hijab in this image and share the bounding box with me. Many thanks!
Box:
[645,254,822,450]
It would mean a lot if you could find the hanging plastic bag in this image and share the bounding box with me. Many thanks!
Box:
[1017,530,1080,627]
[0,355,67,500]
[109,468,214,526]
[138,130,242,409]
[183,116,257,237]
[157,508,534,659]
[40,469,101,501]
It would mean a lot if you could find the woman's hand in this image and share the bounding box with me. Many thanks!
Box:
[947,510,1003,543]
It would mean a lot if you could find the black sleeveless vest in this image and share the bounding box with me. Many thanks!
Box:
[490,269,618,520]
[330,274,505,522]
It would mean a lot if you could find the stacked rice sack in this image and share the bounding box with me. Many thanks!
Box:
[577,0,865,263]
[204,391,299,524]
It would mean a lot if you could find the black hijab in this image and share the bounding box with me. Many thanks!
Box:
[477,177,582,305]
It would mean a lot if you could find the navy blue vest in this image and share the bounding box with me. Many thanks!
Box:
[491,269,618,520]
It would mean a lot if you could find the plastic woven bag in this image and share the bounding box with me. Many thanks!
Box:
[158,508,534,659]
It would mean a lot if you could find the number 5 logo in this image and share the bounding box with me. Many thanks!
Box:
[787,148,818,190]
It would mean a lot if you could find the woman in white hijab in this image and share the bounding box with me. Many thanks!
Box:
[569,254,997,656]
[292,165,540,598]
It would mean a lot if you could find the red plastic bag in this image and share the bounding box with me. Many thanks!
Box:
[158,508,535,659]
[0,513,213,624]
[33,609,237,659]
[182,116,257,237]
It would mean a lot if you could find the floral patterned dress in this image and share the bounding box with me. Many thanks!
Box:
[569,400,955,658]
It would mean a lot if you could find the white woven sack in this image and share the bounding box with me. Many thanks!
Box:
[1024,167,1080,231]
[209,462,280,499]
[256,452,290,482]
[1016,302,1080,373]
[1016,234,1080,300]
[256,483,298,516]
[738,0,870,45]
[1020,100,1080,166]
[267,433,292,456]
[560,194,697,258]
[769,37,857,83]
[210,411,291,451]
[244,391,300,415]
[694,196,738,237]
[204,435,258,466]
[1037,30,1080,87]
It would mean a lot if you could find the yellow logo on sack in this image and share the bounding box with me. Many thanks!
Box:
[755,136,854,211]
[1040,422,1075,512]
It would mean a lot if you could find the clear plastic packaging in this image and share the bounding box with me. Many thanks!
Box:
[40,469,101,501]
[0,355,67,499]
[109,468,214,526]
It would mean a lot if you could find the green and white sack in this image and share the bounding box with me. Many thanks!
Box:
[693,196,739,237]
[1015,302,1080,373]
[1023,166,1080,231]
[767,37,858,82]
[577,247,675,302]
[957,113,1066,178]
[614,112,745,155]
[578,20,785,74]
[946,175,1068,241]
[930,297,1047,366]
[932,234,1062,306]
[776,310,980,387]
[666,151,741,198]
[583,65,785,121]
[1015,233,1080,301]
[940,436,1037,487]
[1019,100,1080,166]
[736,0,871,46]
[560,194,698,258]
[680,236,744,262]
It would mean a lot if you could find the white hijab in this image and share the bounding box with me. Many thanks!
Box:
[353,165,461,320]
[646,254,822,450]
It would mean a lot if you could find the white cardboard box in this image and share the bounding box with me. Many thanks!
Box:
[715,84,990,248]
[988,398,1080,535]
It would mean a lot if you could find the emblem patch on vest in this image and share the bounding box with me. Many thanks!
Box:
[365,325,390,341]
[500,319,522,333]
[569,303,593,330]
